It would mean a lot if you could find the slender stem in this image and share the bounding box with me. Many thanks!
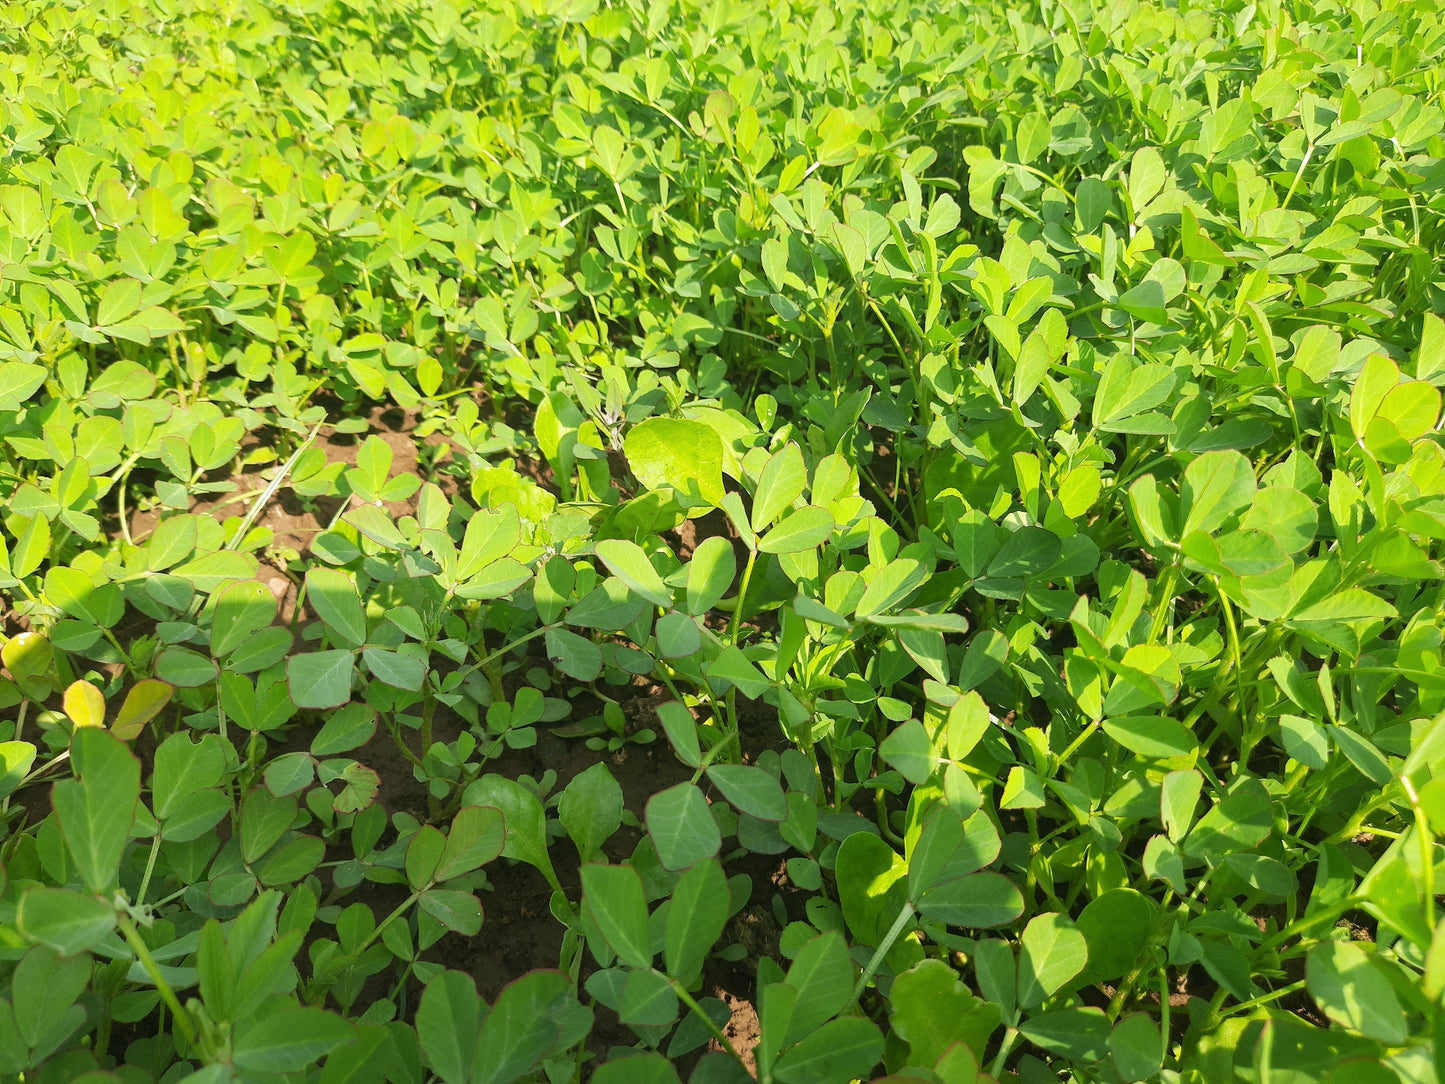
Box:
[453,625,552,682]
[988,1027,1021,1078]
[1222,978,1308,1018]
[670,975,742,1062]
[728,549,758,647]
[1049,717,1101,776]
[118,912,196,1047]
[223,421,323,555]
[137,835,163,905]
[1281,142,1315,208]
[357,892,420,954]
[1149,560,1180,643]
[1158,967,1171,1065]
[388,722,426,770]
[849,901,915,1007]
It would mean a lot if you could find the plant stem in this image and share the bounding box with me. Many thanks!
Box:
[988,1027,1021,1078]
[728,548,758,647]
[358,892,420,955]
[118,912,197,1047]
[670,974,743,1062]
[849,901,915,1007]
[137,835,162,905]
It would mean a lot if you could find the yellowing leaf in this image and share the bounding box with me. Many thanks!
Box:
[111,679,174,742]
[64,680,106,730]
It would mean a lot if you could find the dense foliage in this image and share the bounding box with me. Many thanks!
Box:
[1,0,1444,1079]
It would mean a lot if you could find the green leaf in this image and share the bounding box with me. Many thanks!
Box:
[147,515,197,570]
[418,889,484,935]
[1306,941,1407,1044]
[417,971,481,1084]
[559,762,623,864]
[153,732,225,818]
[1329,725,1392,784]
[752,444,808,530]
[1280,715,1330,769]
[620,967,678,1026]
[172,550,260,593]
[10,944,92,1051]
[0,740,36,800]
[1182,775,1272,865]
[363,647,427,691]
[916,872,1023,929]
[241,787,298,864]
[0,363,46,411]
[759,505,834,554]
[1109,1013,1163,1082]
[1160,770,1202,842]
[471,970,585,1084]
[52,729,140,894]
[625,418,725,508]
[232,1007,354,1072]
[1015,112,1051,164]
[665,858,729,985]
[1093,356,1177,431]
[1180,450,1255,537]
[311,704,376,757]
[855,559,928,618]
[837,832,909,947]
[687,535,736,615]
[889,959,1001,1068]
[96,278,143,326]
[595,538,672,607]
[1016,912,1088,1010]
[461,775,559,892]
[707,646,771,699]
[1102,716,1197,758]
[155,646,218,688]
[986,527,1061,579]
[306,568,367,648]
[435,806,506,882]
[257,835,324,886]
[706,764,786,821]
[210,579,278,658]
[591,1053,681,1084]
[287,650,355,710]
[655,701,702,768]
[343,504,408,550]
[780,932,854,1048]
[545,628,602,682]
[16,888,116,956]
[645,782,721,871]
[880,720,934,785]
[1017,1007,1110,1062]
[772,1015,882,1084]
[655,611,702,658]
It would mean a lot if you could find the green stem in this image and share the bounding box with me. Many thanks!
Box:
[1049,717,1101,777]
[670,974,743,1062]
[357,892,420,955]
[1280,141,1316,208]
[1149,560,1181,643]
[849,901,915,1007]
[137,835,162,906]
[988,1027,1021,1078]
[453,625,552,682]
[1222,978,1308,1017]
[118,912,196,1047]
[728,549,758,647]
